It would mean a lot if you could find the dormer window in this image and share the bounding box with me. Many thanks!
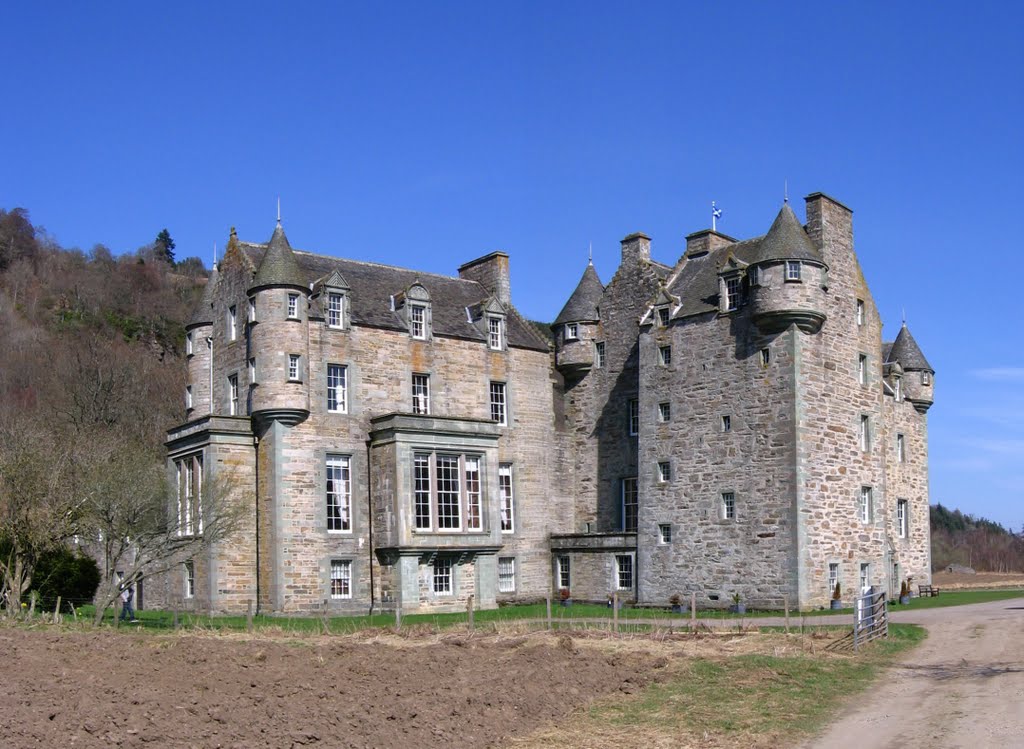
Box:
[657,307,670,326]
[488,315,505,350]
[327,292,345,329]
[410,304,426,339]
[565,323,578,340]
[786,261,802,281]
[287,293,299,319]
[725,277,741,311]
[228,306,237,341]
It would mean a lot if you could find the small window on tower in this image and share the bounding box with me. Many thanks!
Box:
[595,341,606,368]
[287,294,299,319]
[722,415,731,432]
[760,348,771,367]
[658,307,670,326]
[658,345,672,366]
[658,402,671,422]
[856,299,865,326]
[565,322,578,340]
[786,261,802,281]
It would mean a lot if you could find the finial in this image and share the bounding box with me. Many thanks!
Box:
[588,241,593,265]
[784,179,789,204]
[276,196,281,226]
[902,307,907,326]
[213,242,218,271]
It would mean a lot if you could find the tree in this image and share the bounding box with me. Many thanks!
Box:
[155,228,175,265]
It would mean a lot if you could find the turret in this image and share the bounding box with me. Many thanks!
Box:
[553,260,604,375]
[184,264,218,418]
[886,324,934,413]
[748,203,828,334]
[247,221,310,427]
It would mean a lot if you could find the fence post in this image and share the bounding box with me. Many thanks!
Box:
[690,592,697,634]
[467,594,474,631]
[246,600,254,633]
[546,596,552,631]
[321,599,331,635]
[173,605,180,631]
[613,592,619,635]
[114,596,121,628]
[395,601,402,631]
[54,596,62,624]
[784,595,790,634]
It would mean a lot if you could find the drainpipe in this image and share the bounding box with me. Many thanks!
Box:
[366,439,375,616]
[254,432,261,615]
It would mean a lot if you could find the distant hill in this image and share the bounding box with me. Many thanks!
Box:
[931,503,1024,573]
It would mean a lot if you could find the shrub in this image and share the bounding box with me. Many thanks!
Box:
[29,547,101,612]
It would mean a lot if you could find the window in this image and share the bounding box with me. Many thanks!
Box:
[595,341,606,368]
[786,261,802,281]
[760,347,770,367]
[432,558,453,595]
[487,316,504,350]
[622,477,638,532]
[859,563,870,592]
[616,555,633,590]
[657,461,670,483]
[327,292,344,328]
[856,299,865,326]
[176,454,203,536]
[725,277,741,311]
[860,415,871,451]
[658,402,671,422]
[659,524,672,544]
[922,371,931,386]
[858,354,868,385]
[897,433,906,463]
[657,307,670,326]
[228,305,237,341]
[185,385,193,410]
[722,415,731,432]
[228,375,239,415]
[828,563,839,595]
[628,399,639,436]
[412,373,430,415]
[186,332,193,356]
[330,560,352,599]
[287,293,299,319]
[499,464,514,533]
[326,455,352,532]
[557,555,571,590]
[860,486,873,523]
[288,354,300,381]
[565,322,578,340]
[322,364,347,413]
[894,376,902,401]
[249,358,257,385]
[721,491,736,520]
[184,561,195,599]
[658,345,672,366]
[489,382,507,425]
[410,304,426,339]
[748,266,760,287]
[497,557,515,593]
[897,499,909,538]
[248,297,256,323]
[412,452,484,532]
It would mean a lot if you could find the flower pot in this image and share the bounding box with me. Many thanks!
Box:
[671,605,684,614]
[729,603,746,614]
[830,599,842,610]
[899,595,910,605]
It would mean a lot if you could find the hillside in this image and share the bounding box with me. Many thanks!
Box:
[931,503,1024,573]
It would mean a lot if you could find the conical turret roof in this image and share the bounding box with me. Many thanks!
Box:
[751,203,822,265]
[554,262,604,325]
[887,324,933,372]
[250,223,307,292]
[187,264,218,328]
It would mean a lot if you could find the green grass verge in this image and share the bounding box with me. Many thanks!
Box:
[590,623,926,743]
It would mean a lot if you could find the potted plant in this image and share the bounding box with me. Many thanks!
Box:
[669,593,684,614]
[899,580,911,605]
[559,588,572,607]
[830,581,842,610]
[729,592,746,615]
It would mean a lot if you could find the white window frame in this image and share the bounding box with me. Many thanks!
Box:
[615,554,633,591]
[657,307,670,327]
[658,524,672,544]
[860,414,871,451]
[628,399,639,436]
[786,261,802,281]
[288,354,301,382]
[859,562,871,592]
[330,559,352,599]
[622,477,638,532]
[658,402,671,422]
[658,345,672,366]
[184,560,195,599]
[186,332,193,356]
[185,385,193,410]
[721,491,736,520]
[249,358,257,385]
[497,557,515,593]
[748,266,760,287]
[725,276,741,311]
[432,558,453,595]
[465,456,482,531]
[248,296,256,323]
[327,292,345,329]
[595,341,606,368]
[657,461,670,483]
[410,303,427,339]
[828,563,840,595]
[897,433,906,463]
[489,381,507,426]
[412,451,484,533]
[412,373,430,415]
[894,376,902,402]
[228,305,237,341]
[499,463,514,533]
[287,293,299,319]
[326,454,352,533]
[487,315,504,350]
[922,371,931,386]
[557,555,571,591]
[856,299,865,326]
[177,454,203,537]
[228,374,239,416]
[327,364,348,414]
[858,354,868,385]
[897,499,909,539]
[565,322,578,340]
[860,486,873,523]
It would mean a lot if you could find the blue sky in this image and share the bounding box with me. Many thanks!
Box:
[2,2,1022,530]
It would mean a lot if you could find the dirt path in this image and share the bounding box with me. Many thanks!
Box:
[805,596,1024,749]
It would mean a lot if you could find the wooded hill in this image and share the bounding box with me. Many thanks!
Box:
[931,503,1024,573]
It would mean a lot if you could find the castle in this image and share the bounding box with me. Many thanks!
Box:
[162,191,933,614]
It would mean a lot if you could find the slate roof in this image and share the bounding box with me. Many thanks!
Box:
[187,265,218,328]
[238,240,549,352]
[553,262,604,325]
[249,224,307,291]
[664,204,821,320]
[886,324,933,371]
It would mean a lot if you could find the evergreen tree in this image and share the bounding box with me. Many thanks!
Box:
[155,228,176,265]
